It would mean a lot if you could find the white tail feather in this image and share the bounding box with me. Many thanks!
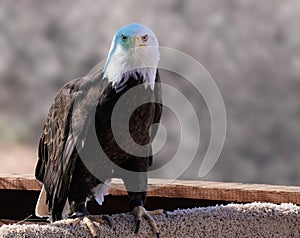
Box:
[94,179,111,206]
[35,185,70,219]
[35,186,50,217]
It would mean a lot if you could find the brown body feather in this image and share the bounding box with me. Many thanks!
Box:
[35,70,162,221]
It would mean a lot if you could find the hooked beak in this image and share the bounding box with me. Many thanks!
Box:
[133,34,147,48]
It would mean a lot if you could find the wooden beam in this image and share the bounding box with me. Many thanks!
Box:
[0,175,300,205]
[0,175,41,191]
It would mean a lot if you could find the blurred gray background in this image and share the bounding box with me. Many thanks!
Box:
[1,0,300,186]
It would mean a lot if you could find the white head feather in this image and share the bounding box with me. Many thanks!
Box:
[103,23,160,92]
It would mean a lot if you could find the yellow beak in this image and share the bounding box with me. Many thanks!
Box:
[133,34,147,48]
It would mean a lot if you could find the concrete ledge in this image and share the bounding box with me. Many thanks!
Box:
[1,202,300,237]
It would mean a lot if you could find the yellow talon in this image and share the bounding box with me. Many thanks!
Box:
[132,206,163,237]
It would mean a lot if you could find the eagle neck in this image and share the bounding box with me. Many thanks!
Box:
[103,46,159,93]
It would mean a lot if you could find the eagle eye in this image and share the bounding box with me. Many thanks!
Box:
[142,34,149,42]
[121,34,128,41]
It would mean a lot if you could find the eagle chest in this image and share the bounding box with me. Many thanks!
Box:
[95,84,156,160]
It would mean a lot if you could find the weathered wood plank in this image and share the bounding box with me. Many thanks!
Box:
[0,175,300,204]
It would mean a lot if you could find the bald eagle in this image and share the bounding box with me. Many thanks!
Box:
[35,23,163,237]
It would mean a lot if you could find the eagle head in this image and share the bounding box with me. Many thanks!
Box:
[103,23,160,91]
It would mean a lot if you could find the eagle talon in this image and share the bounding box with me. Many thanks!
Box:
[132,206,161,236]
[163,210,168,218]
[65,215,112,238]
[102,215,112,228]
[134,219,141,233]
[66,217,83,234]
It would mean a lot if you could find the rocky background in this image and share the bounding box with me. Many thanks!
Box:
[1,0,300,186]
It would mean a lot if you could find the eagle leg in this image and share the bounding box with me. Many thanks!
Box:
[121,156,165,237]
[68,201,90,218]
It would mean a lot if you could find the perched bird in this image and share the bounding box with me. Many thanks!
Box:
[35,23,163,237]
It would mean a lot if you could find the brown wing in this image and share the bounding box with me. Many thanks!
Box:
[35,77,84,220]
[35,73,107,221]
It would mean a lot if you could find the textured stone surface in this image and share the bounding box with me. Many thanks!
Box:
[1,202,300,237]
